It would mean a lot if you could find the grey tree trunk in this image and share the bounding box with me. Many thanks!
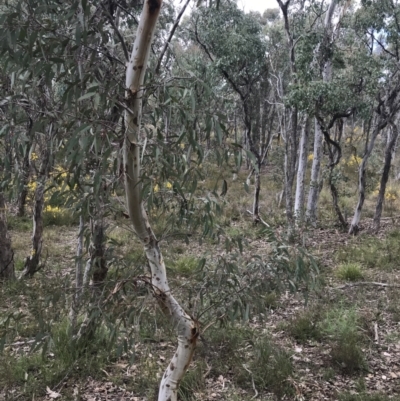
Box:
[294,116,310,224]
[349,120,383,234]
[306,119,323,225]
[21,143,51,278]
[0,193,15,280]
[372,122,399,233]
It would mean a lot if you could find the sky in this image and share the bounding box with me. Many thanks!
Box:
[238,0,279,14]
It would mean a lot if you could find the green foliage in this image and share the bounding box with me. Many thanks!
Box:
[169,255,200,276]
[0,319,111,398]
[335,263,364,281]
[200,326,293,399]
[336,230,400,271]
[321,307,367,374]
[43,207,77,227]
[251,336,294,398]
[286,309,323,343]
[7,215,32,232]
[178,361,206,401]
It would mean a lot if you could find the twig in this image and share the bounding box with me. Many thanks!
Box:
[374,322,379,343]
[242,364,258,399]
[335,281,400,289]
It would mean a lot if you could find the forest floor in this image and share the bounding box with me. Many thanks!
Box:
[1,171,400,401]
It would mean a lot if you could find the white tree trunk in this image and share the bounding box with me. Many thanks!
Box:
[305,0,340,225]
[124,2,198,400]
[305,119,323,225]
[349,122,382,234]
[373,122,399,233]
[294,116,310,223]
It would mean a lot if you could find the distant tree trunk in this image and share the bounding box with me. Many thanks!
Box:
[89,217,107,288]
[17,118,33,217]
[284,107,298,225]
[306,119,323,225]
[349,119,384,235]
[372,122,399,233]
[70,215,84,330]
[0,193,15,280]
[21,131,52,278]
[294,115,310,224]
[124,1,198,400]
[253,163,261,223]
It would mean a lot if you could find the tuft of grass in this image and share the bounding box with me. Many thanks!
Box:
[250,336,294,399]
[43,207,78,226]
[322,307,367,374]
[178,360,206,401]
[336,230,400,271]
[286,309,323,343]
[0,319,112,398]
[335,263,364,281]
[7,215,32,231]
[169,255,199,276]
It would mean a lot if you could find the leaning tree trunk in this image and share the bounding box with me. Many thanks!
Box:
[21,142,51,278]
[294,115,310,224]
[349,120,383,235]
[124,1,198,400]
[372,121,399,233]
[0,193,15,280]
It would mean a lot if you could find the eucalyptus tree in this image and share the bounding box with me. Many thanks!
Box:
[191,0,270,223]
[349,0,400,234]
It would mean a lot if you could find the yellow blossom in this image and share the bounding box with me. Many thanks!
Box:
[154,184,160,193]
[165,181,172,189]
[307,153,314,162]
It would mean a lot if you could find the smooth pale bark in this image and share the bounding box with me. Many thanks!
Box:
[306,120,323,224]
[124,1,198,400]
[306,0,339,225]
[0,193,15,280]
[277,1,299,226]
[349,121,383,235]
[373,122,399,233]
[294,116,310,224]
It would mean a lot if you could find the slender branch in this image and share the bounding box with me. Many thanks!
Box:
[155,0,191,74]
[100,2,130,62]
[335,282,400,289]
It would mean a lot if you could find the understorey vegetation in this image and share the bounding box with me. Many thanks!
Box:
[1,0,400,400]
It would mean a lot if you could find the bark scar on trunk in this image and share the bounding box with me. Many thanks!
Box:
[148,0,162,14]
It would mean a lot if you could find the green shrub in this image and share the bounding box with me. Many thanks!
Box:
[336,230,400,271]
[286,310,322,343]
[251,336,294,399]
[335,263,364,281]
[322,307,367,374]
